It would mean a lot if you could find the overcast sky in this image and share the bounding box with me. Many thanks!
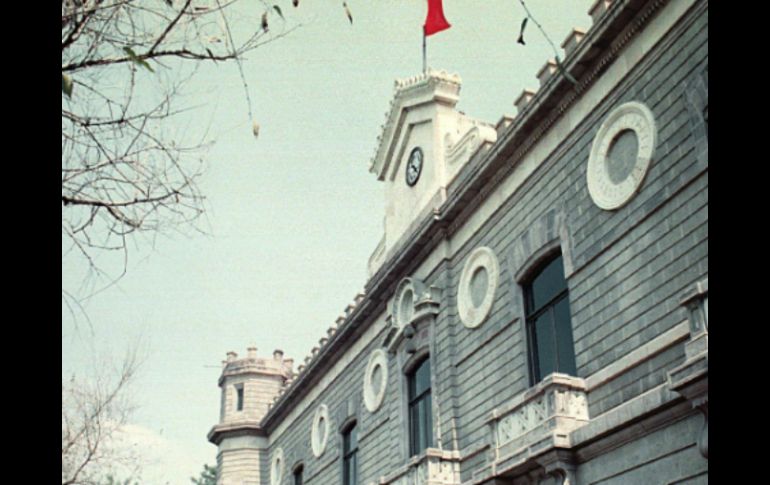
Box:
[62,1,594,483]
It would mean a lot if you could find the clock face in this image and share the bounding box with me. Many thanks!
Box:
[405,147,423,186]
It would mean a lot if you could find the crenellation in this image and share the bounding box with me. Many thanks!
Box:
[537,59,558,87]
[561,28,587,57]
[589,0,613,24]
[514,88,537,114]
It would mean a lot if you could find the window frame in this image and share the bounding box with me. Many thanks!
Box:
[292,464,303,485]
[524,252,577,385]
[342,421,358,485]
[407,355,433,457]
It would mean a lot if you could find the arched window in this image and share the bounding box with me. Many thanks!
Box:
[342,422,358,485]
[293,464,303,485]
[524,253,577,384]
[407,356,433,456]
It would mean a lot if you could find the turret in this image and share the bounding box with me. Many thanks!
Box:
[208,347,294,485]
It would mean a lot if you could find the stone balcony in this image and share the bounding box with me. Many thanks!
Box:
[370,449,461,485]
[478,374,589,479]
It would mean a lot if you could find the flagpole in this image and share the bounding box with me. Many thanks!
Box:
[422,32,427,73]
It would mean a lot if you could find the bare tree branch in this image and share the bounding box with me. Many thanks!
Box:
[62,348,142,485]
[62,0,294,293]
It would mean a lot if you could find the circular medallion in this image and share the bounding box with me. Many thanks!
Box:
[458,247,500,329]
[270,447,284,485]
[392,278,416,329]
[363,349,389,413]
[405,147,423,187]
[311,404,330,457]
[587,101,657,210]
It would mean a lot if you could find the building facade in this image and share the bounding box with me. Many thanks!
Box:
[208,0,709,483]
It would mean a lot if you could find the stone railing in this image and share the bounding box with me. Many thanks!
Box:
[371,449,461,485]
[485,374,589,470]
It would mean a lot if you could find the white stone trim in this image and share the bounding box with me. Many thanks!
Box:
[373,448,461,485]
[458,247,499,329]
[310,404,329,458]
[487,374,589,456]
[363,349,389,413]
[586,101,657,210]
[270,447,284,485]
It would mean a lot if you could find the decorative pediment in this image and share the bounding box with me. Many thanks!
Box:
[369,70,462,181]
[365,69,497,276]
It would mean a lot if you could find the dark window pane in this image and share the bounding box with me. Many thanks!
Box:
[411,395,432,455]
[236,386,244,411]
[530,255,566,311]
[554,296,577,376]
[408,357,433,456]
[525,253,577,384]
[294,468,303,485]
[413,357,431,397]
[348,455,357,485]
[424,393,433,449]
[409,402,419,454]
[534,311,556,381]
[344,425,357,452]
[343,424,357,485]
[419,398,429,453]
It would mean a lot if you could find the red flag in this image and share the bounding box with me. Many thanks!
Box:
[424,0,451,36]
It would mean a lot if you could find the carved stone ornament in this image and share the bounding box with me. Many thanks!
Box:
[311,404,330,457]
[458,247,500,329]
[270,447,284,485]
[363,349,389,413]
[374,449,461,485]
[392,278,418,329]
[587,101,657,210]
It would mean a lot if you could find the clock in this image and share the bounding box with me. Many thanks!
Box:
[405,147,423,186]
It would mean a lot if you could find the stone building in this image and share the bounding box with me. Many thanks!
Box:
[207,0,708,483]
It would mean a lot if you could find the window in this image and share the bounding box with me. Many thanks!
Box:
[342,423,358,485]
[236,384,244,411]
[525,253,577,384]
[407,356,433,456]
[293,465,303,485]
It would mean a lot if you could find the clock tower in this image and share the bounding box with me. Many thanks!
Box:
[368,70,497,276]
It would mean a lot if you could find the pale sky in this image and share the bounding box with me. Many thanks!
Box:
[62,2,594,483]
